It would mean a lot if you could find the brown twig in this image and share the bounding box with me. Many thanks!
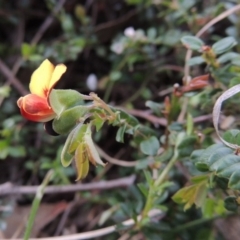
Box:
[96,146,140,167]
[0,175,136,196]
[193,114,212,123]
[0,59,27,95]
[30,0,66,45]
[54,197,82,236]
[9,209,162,240]
[125,109,168,126]
[124,108,212,126]
[94,9,138,33]
[135,63,184,72]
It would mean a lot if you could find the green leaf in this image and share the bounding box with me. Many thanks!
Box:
[161,29,182,46]
[68,124,87,153]
[145,100,163,115]
[202,198,226,218]
[224,196,238,211]
[109,71,122,81]
[177,135,197,149]
[229,171,240,190]
[177,135,197,157]
[155,147,173,162]
[172,178,208,210]
[144,170,153,186]
[0,85,11,98]
[231,57,240,66]
[140,136,160,156]
[49,89,85,117]
[21,43,36,58]
[113,108,139,128]
[126,0,145,5]
[190,144,240,191]
[147,27,157,40]
[98,205,119,226]
[229,77,240,87]
[134,125,158,138]
[61,14,75,34]
[135,158,151,170]
[215,176,228,190]
[195,162,209,172]
[9,146,26,158]
[168,122,183,131]
[223,129,240,145]
[61,130,75,167]
[214,199,226,216]
[191,149,205,161]
[181,36,204,51]
[208,148,233,167]
[191,143,226,170]
[75,4,86,21]
[61,123,88,168]
[0,140,10,159]
[212,37,237,55]
[116,125,127,143]
[191,175,209,184]
[53,105,89,134]
[211,155,240,176]
[187,56,205,66]
[137,183,148,197]
[202,198,215,218]
[217,52,240,64]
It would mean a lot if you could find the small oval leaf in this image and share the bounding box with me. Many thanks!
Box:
[140,136,160,156]
[181,36,204,51]
[212,37,237,55]
[187,56,205,66]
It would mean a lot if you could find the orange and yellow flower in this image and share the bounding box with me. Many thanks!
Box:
[17,59,66,122]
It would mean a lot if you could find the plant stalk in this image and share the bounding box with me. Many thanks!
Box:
[140,150,178,224]
[23,170,54,240]
[154,150,178,186]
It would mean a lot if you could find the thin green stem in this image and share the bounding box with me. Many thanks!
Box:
[103,81,114,103]
[103,54,131,102]
[121,76,150,106]
[23,170,54,240]
[172,215,226,233]
[141,188,153,220]
[140,151,178,226]
[154,150,178,186]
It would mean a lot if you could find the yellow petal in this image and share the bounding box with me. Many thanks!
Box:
[48,64,67,93]
[29,59,54,97]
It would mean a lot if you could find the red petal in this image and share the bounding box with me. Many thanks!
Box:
[17,94,55,122]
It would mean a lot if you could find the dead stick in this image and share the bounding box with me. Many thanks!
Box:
[0,175,136,196]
